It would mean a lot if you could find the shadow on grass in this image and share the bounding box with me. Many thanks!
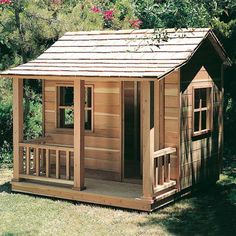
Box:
[140,156,236,236]
[0,181,11,193]
[140,184,236,235]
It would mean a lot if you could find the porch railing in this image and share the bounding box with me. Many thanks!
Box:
[153,147,176,192]
[19,141,74,184]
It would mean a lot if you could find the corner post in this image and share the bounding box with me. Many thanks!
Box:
[154,80,160,151]
[141,81,154,199]
[13,78,23,181]
[73,79,85,190]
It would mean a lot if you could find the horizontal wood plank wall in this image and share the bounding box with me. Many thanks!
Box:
[180,66,222,189]
[164,70,180,187]
[44,80,122,181]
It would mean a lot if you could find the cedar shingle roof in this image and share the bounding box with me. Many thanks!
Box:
[0,28,230,79]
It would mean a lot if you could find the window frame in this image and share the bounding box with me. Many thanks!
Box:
[56,84,94,132]
[192,85,213,137]
[84,85,94,132]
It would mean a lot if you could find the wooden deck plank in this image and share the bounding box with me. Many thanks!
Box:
[12,183,150,211]
[12,178,177,211]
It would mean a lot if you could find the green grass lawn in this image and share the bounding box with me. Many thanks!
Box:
[0,164,236,236]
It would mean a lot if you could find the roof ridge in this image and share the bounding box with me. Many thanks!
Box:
[64,28,211,36]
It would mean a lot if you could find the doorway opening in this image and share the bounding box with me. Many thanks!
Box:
[123,82,141,180]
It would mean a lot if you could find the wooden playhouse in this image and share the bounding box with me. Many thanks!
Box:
[0,28,231,211]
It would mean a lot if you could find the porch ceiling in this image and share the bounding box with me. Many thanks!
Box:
[1,28,228,80]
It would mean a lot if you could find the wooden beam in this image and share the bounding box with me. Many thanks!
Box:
[13,78,23,181]
[45,149,50,178]
[120,81,124,181]
[154,81,160,151]
[73,79,85,190]
[154,147,176,158]
[26,147,30,175]
[66,150,70,180]
[154,79,165,152]
[159,79,165,149]
[141,81,154,199]
[1,74,157,82]
[35,148,40,176]
[56,150,60,179]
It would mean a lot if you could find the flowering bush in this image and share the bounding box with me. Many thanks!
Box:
[103,10,114,21]
[0,0,12,4]
[91,6,114,21]
[129,19,142,29]
[91,6,101,13]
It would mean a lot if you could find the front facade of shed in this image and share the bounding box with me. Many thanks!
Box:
[1,29,230,211]
[11,76,178,211]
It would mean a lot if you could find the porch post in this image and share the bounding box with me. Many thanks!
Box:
[73,79,85,190]
[141,81,154,199]
[154,79,164,150]
[13,78,23,181]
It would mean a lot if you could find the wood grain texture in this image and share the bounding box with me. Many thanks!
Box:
[44,80,122,181]
[180,46,223,190]
[141,81,154,199]
[1,28,217,79]
[73,79,85,190]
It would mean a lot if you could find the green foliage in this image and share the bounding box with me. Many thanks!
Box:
[135,0,212,29]
[23,85,42,141]
[0,79,13,166]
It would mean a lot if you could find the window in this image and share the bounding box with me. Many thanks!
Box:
[85,86,93,130]
[57,85,93,130]
[193,87,212,136]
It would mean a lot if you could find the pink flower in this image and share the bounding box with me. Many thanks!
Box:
[0,0,12,4]
[129,19,143,29]
[91,6,101,13]
[52,0,62,4]
[103,10,114,21]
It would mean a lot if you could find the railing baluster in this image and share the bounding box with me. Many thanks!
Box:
[164,154,170,182]
[66,151,70,180]
[158,156,163,185]
[26,147,30,175]
[56,150,60,179]
[19,142,74,182]
[35,148,40,176]
[40,149,45,173]
[162,156,165,184]
[154,158,158,187]
[153,147,176,188]
[46,149,50,178]
[167,154,171,182]
[33,148,36,173]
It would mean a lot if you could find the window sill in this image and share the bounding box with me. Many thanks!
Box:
[192,129,212,140]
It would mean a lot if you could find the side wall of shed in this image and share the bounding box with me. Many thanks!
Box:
[43,80,123,181]
[180,40,223,190]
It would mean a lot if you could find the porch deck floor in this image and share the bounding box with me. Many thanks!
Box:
[84,178,142,199]
[12,177,177,211]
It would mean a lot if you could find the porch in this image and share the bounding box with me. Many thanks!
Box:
[12,78,178,211]
[12,137,177,211]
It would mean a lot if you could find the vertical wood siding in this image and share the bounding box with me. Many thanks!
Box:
[180,66,222,189]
